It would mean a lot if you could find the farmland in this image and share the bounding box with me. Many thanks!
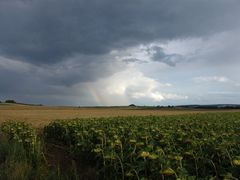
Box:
[1,103,240,127]
[44,113,240,179]
[1,104,240,179]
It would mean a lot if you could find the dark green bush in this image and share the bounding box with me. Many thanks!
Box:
[5,100,16,103]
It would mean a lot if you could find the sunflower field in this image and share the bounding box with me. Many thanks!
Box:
[44,113,240,179]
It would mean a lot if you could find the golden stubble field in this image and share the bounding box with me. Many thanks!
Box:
[1,103,240,128]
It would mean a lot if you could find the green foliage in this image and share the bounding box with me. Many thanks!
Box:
[0,121,91,180]
[2,113,240,179]
[44,113,240,179]
[1,123,54,179]
[0,122,49,180]
[1,122,40,157]
[129,104,136,107]
[5,99,16,103]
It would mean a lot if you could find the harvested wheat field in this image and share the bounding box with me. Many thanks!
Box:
[1,103,240,127]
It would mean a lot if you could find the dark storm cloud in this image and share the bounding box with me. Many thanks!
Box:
[1,0,240,105]
[40,54,123,86]
[0,0,239,64]
[0,57,91,105]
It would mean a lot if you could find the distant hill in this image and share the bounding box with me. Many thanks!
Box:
[0,101,43,106]
[176,104,240,109]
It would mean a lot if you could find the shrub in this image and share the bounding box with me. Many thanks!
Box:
[5,100,16,103]
[129,104,136,107]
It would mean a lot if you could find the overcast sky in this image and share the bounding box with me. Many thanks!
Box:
[0,0,240,106]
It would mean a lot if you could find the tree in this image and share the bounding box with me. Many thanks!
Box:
[129,104,136,107]
[5,100,16,103]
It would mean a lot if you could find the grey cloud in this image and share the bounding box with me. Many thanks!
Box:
[198,30,240,66]
[122,58,147,64]
[0,53,124,88]
[0,0,239,65]
[0,63,91,105]
[0,0,240,105]
[151,46,183,66]
[41,54,124,86]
